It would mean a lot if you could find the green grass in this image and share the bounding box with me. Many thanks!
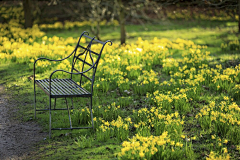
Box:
[46,20,239,53]
[1,19,240,159]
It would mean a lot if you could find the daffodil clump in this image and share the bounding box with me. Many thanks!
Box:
[72,107,91,125]
[221,39,240,52]
[94,102,122,121]
[151,90,190,114]
[166,7,236,21]
[133,107,184,140]
[196,100,240,144]
[0,35,81,63]
[206,151,230,160]
[209,133,232,156]
[131,70,159,95]
[0,6,44,42]
[96,116,131,142]
[210,64,238,92]
[118,131,187,160]
[39,20,119,30]
[0,6,24,22]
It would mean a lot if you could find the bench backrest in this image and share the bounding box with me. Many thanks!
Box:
[71,31,112,93]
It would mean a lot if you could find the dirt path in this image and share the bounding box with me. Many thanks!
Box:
[0,85,47,160]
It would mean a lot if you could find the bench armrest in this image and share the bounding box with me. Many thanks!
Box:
[34,52,74,66]
[34,31,91,67]
[33,50,75,77]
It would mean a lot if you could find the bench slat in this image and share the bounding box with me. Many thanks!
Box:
[58,79,82,95]
[35,79,91,98]
[68,79,90,94]
[51,79,69,95]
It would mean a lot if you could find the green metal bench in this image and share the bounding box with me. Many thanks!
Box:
[34,31,112,138]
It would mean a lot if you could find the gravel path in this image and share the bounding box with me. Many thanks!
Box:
[0,85,47,160]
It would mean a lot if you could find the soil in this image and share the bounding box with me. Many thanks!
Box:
[0,85,47,160]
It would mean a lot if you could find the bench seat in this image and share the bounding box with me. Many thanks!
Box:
[36,79,91,98]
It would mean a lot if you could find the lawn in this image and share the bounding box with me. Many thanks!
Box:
[1,6,240,160]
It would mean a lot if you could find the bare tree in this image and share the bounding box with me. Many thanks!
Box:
[113,0,181,44]
[116,0,126,45]
[88,0,168,44]
[23,0,33,28]
[88,0,113,40]
[238,0,240,32]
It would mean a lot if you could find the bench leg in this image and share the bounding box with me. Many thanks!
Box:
[49,97,52,139]
[34,81,36,119]
[65,97,72,129]
[71,98,74,109]
[90,97,94,131]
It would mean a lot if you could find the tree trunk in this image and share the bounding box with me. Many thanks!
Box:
[23,0,33,28]
[91,21,101,40]
[238,0,240,33]
[118,0,126,45]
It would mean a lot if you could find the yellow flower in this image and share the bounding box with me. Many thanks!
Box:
[121,148,126,156]
[223,96,229,101]
[223,139,228,144]
[30,58,35,63]
[211,135,216,139]
[139,152,144,158]
[222,148,228,154]
[191,136,196,140]
[236,145,240,150]
[181,135,185,139]
[104,121,110,126]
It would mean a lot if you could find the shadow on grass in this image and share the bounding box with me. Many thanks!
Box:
[0,62,34,120]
